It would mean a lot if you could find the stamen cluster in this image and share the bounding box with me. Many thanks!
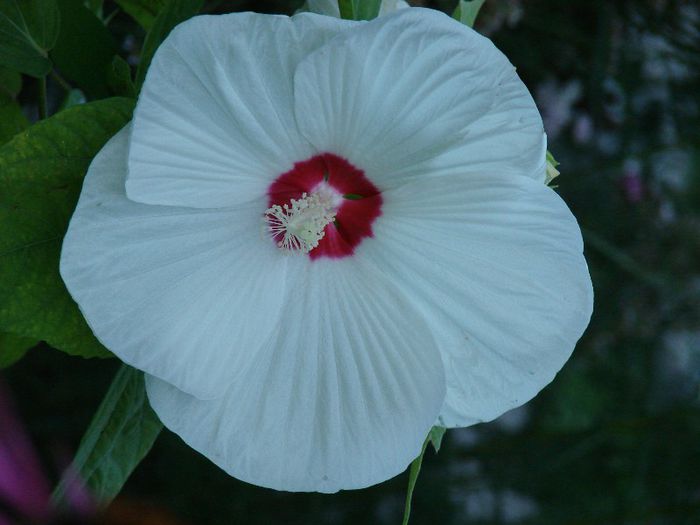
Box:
[264,192,337,254]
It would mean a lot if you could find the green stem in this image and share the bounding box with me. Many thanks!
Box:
[582,227,669,292]
[50,70,72,92]
[38,75,47,119]
[103,7,120,25]
[337,0,357,19]
[401,437,429,525]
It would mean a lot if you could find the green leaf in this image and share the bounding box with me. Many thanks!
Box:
[0,0,61,77]
[402,427,445,524]
[0,332,37,368]
[0,97,134,359]
[0,93,29,145]
[401,437,429,525]
[107,55,136,98]
[83,0,103,18]
[51,365,163,506]
[428,425,447,453]
[135,0,203,90]
[546,149,560,184]
[0,65,22,97]
[114,0,166,30]
[338,0,354,19]
[453,0,486,28]
[50,0,116,99]
[58,88,87,111]
[338,0,381,20]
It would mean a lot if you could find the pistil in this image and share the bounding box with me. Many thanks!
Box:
[264,192,337,254]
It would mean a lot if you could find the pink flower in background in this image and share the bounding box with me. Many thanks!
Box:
[0,380,94,525]
[0,382,51,524]
[621,158,644,203]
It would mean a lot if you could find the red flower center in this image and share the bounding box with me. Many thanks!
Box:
[267,154,382,260]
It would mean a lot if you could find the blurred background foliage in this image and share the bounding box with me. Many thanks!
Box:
[2,0,699,523]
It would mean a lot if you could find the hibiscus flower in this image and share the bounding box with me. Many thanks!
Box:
[60,8,593,492]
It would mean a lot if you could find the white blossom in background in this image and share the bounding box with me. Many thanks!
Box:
[452,487,537,523]
[535,78,582,139]
[596,130,622,156]
[639,33,692,82]
[602,77,625,125]
[651,149,691,192]
[60,8,593,492]
[494,405,530,433]
[572,113,594,144]
[501,490,539,522]
[658,330,700,402]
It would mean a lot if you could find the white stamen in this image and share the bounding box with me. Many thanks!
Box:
[264,192,337,254]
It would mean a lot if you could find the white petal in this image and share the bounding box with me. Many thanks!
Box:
[293,8,538,189]
[409,73,547,183]
[358,172,593,426]
[146,258,446,492]
[61,126,290,399]
[127,13,353,209]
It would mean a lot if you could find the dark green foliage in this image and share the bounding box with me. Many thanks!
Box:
[107,55,136,98]
[0,92,28,143]
[50,0,116,99]
[453,0,485,28]
[115,0,167,30]
[135,0,204,90]
[338,0,381,20]
[0,98,134,359]
[0,65,22,96]
[0,0,60,76]
[51,365,162,506]
[0,332,36,368]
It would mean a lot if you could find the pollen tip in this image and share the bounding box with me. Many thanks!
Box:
[264,191,336,254]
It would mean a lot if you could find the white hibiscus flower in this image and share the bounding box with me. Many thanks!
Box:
[60,8,593,492]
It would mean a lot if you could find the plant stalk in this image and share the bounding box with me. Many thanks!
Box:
[401,437,429,525]
[38,76,47,119]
